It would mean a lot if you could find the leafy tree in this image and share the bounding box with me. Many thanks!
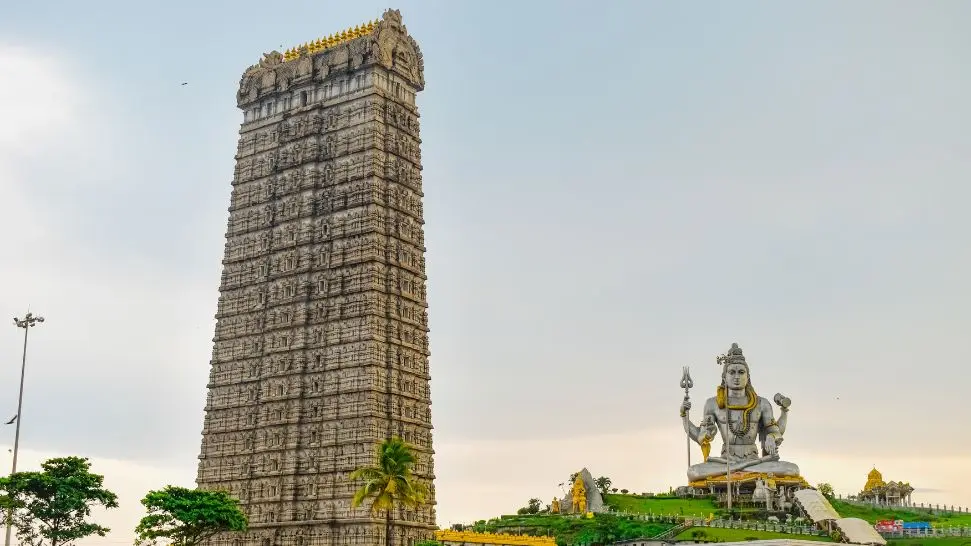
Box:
[351,437,428,546]
[620,489,629,495]
[817,483,835,499]
[0,456,118,546]
[134,486,247,546]
[595,477,612,496]
[569,472,579,484]
[517,498,542,515]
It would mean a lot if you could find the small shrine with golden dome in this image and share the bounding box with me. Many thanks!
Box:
[859,467,914,506]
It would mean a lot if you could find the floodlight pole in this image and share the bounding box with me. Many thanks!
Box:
[5,311,45,546]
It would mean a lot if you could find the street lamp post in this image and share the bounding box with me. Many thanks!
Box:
[5,311,44,546]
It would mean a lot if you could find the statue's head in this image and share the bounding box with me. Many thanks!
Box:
[718,343,750,390]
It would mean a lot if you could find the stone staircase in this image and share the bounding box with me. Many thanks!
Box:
[792,489,886,545]
[651,522,690,542]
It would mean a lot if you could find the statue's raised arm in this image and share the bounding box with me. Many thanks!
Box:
[773,393,791,435]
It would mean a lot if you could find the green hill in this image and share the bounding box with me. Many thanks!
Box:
[460,494,971,546]
[468,513,676,546]
[603,494,718,517]
[829,500,971,527]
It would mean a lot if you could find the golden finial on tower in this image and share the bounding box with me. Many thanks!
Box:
[277,17,381,63]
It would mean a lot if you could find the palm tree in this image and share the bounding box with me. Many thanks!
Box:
[350,437,429,546]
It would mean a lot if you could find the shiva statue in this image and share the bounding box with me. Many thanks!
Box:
[680,343,799,482]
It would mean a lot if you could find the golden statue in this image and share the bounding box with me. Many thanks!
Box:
[698,415,717,462]
[570,475,587,514]
[550,497,560,514]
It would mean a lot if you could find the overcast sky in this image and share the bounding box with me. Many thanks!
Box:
[2,0,970,542]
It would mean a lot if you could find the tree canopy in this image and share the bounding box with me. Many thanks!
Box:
[350,437,428,546]
[135,486,247,546]
[0,456,118,546]
[595,477,612,496]
[350,437,428,514]
[817,483,835,499]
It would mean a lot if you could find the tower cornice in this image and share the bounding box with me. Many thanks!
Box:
[236,8,424,109]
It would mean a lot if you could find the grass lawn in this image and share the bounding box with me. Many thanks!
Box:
[604,494,719,517]
[471,513,676,546]
[830,501,971,527]
[674,527,832,543]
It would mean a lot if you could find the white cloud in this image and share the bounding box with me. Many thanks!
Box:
[0,45,82,156]
[0,43,212,465]
[0,43,122,257]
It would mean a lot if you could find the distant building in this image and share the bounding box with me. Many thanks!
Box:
[859,468,914,506]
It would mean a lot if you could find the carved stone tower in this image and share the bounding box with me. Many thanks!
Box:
[196,10,435,546]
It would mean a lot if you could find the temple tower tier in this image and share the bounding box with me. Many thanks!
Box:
[196,10,435,546]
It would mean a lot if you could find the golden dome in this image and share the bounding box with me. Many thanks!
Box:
[863,467,886,492]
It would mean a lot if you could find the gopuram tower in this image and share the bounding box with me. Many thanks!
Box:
[196,10,435,546]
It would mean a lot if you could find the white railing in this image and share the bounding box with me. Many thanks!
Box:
[837,496,968,515]
[608,510,826,537]
[877,527,971,538]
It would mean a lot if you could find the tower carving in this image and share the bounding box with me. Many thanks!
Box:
[196,10,435,546]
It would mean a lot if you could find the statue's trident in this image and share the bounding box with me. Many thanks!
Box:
[680,366,694,466]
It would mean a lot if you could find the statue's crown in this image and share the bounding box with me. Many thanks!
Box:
[716,342,747,367]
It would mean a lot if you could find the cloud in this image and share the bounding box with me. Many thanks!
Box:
[0,43,214,467]
[0,45,82,156]
[0,43,127,257]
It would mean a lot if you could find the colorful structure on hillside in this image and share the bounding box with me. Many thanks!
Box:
[435,530,555,546]
[570,474,587,513]
[859,468,914,506]
[559,468,606,514]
